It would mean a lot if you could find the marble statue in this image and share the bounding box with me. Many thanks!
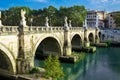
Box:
[0,11,3,26]
[45,17,49,27]
[0,11,1,18]
[64,16,68,27]
[83,17,87,29]
[69,20,72,27]
[20,9,27,26]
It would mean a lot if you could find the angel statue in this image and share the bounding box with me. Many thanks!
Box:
[45,17,49,27]
[20,9,27,26]
[64,16,69,30]
[0,11,3,26]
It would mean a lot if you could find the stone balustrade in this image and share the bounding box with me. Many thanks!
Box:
[0,26,18,33]
[0,26,96,34]
[69,27,84,31]
[29,26,64,31]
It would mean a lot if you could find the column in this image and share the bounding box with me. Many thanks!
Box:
[17,9,31,74]
[95,28,100,43]
[84,28,90,47]
[63,17,71,56]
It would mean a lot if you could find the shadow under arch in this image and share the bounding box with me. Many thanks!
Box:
[88,33,94,44]
[71,34,83,51]
[0,43,16,75]
[33,36,62,60]
[98,32,101,38]
[98,32,101,41]
[102,34,105,40]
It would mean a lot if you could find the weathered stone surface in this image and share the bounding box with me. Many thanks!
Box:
[0,26,99,74]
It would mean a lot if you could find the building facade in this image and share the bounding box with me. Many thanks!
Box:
[108,13,116,28]
[86,10,107,28]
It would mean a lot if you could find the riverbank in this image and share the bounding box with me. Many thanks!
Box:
[0,73,51,80]
[0,67,50,80]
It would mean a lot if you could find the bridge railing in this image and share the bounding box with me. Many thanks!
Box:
[69,27,84,31]
[0,26,96,33]
[29,26,64,32]
[87,27,96,30]
[0,26,18,33]
[29,26,85,32]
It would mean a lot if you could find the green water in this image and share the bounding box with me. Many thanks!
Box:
[35,47,120,80]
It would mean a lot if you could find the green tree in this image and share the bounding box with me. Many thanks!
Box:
[44,56,64,80]
[1,5,87,26]
[69,5,87,26]
[2,6,31,26]
[112,12,120,27]
[58,5,86,26]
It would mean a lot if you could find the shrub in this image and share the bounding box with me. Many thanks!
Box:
[29,67,39,73]
[106,40,111,47]
[43,55,64,80]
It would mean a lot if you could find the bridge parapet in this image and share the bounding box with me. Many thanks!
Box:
[87,27,96,30]
[29,26,64,32]
[0,26,18,34]
[69,27,84,31]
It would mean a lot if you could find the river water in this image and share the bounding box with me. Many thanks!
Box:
[1,47,120,80]
[35,47,120,80]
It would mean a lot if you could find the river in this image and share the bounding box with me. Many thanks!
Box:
[35,47,120,80]
[1,47,120,80]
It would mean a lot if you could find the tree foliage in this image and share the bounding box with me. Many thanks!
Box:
[112,12,120,27]
[44,55,64,80]
[2,6,31,26]
[1,5,87,27]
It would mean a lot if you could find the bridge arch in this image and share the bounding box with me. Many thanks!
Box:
[88,33,95,44]
[33,34,63,57]
[0,43,16,75]
[71,34,83,50]
[98,32,101,40]
[101,34,105,40]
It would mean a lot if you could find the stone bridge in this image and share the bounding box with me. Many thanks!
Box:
[0,11,100,75]
[0,26,100,75]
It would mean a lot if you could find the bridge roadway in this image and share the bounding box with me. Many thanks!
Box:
[0,25,100,75]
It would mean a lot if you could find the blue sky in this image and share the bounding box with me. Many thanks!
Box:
[0,0,120,12]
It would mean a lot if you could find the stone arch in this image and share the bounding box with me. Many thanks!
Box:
[71,34,83,50]
[98,32,101,40]
[0,43,16,75]
[102,34,105,40]
[88,33,94,44]
[33,35,63,57]
[98,32,101,38]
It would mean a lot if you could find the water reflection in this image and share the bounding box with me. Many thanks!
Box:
[35,47,120,80]
[60,53,97,80]
[107,47,120,73]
